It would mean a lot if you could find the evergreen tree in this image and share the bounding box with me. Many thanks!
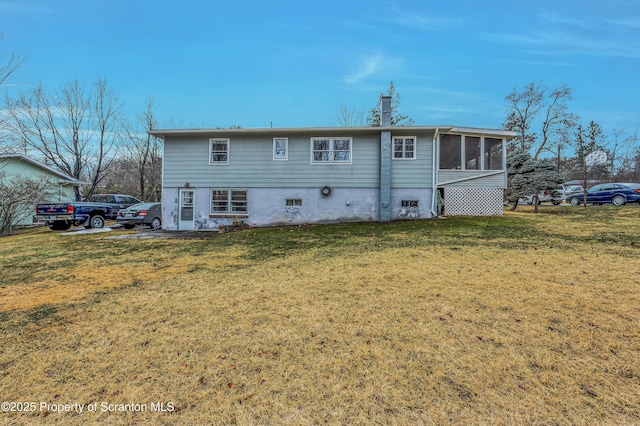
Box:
[506,149,563,213]
[366,82,414,127]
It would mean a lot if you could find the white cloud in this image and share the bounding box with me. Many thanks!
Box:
[479,28,640,59]
[344,54,383,84]
[479,11,640,59]
[384,10,469,31]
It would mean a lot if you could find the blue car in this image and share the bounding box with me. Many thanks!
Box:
[567,183,640,206]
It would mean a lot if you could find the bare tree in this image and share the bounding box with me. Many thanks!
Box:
[334,103,366,127]
[120,98,162,201]
[609,128,639,179]
[0,172,53,236]
[4,78,122,200]
[0,33,24,153]
[0,34,22,89]
[100,157,139,197]
[503,82,577,160]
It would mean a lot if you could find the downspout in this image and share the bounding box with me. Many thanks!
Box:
[431,128,440,217]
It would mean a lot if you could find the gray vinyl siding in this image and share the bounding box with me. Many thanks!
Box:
[438,170,507,188]
[390,131,434,188]
[163,133,380,188]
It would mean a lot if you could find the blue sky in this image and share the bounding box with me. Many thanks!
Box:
[1,0,639,135]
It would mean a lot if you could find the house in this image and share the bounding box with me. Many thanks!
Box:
[149,96,516,231]
[0,154,84,227]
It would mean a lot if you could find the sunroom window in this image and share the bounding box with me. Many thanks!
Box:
[484,138,503,170]
[465,136,481,170]
[440,134,504,170]
[439,134,462,169]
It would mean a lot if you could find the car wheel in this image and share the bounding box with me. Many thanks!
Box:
[123,224,135,229]
[569,197,580,206]
[150,217,161,230]
[612,195,626,206]
[552,200,560,205]
[87,214,105,229]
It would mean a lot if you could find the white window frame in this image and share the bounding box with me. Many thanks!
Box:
[209,138,230,165]
[210,188,248,215]
[285,199,302,207]
[273,138,288,160]
[310,137,353,164]
[392,136,416,160]
[401,200,419,208]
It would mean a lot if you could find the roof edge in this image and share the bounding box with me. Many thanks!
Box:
[149,125,515,138]
[0,154,86,184]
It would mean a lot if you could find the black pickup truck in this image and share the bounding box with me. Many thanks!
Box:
[35,194,141,230]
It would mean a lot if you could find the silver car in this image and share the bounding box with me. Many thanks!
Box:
[116,203,162,229]
[525,186,565,205]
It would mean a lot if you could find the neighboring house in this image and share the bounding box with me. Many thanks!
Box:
[0,154,84,226]
[150,96,516,231]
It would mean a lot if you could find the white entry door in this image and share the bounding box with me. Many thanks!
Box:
[178,189,194,230]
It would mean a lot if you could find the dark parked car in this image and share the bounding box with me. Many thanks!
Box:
[88,194,141,211]
[566,183,640,206]
[116,203,162,229]
[36,193,142,230]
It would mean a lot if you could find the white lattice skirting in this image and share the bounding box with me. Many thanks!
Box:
[443,187,504,216]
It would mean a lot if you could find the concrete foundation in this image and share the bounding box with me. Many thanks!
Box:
[162,187,433,230]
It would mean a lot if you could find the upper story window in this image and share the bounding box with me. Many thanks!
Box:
[393,136,416,159]
[209,138,229,165]
[311,137,352,164]
[439,134,504,170]
[273,138,288,160]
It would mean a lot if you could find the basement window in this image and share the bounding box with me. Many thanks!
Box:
[211,189,247,215]
[286,199,302,207]
[401,200,419,208]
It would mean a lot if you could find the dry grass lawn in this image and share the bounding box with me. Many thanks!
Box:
[1,206,639,425]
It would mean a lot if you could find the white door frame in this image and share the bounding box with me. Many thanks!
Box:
[178,189,195,230]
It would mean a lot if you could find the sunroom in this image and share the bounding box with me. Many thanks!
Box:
[437,129,510,216]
